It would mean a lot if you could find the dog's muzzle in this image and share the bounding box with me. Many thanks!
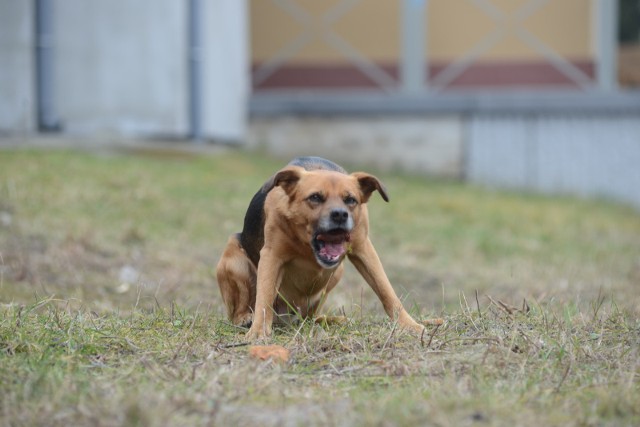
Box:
[312,209,353,268]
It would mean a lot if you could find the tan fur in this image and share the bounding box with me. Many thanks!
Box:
[216,165,424,340]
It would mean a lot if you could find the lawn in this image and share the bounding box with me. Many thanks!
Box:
[1,148,639,426]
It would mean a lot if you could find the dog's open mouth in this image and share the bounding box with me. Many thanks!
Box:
[312,228,351,267]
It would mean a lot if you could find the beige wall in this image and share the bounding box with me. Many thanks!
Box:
[251,0,399,63]
[429,0,592,61]
[251,0,593,64]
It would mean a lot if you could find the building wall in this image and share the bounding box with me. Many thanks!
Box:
[251,0,400,64]
[0,0,248,140]
[251,0,595,89]
[429,0,592,61]
[54,0,188,136]
[252,0,593,63]
[467,113,640,209]
[0,0,35,134]
[203,0,249,141]
[247,116,463,177]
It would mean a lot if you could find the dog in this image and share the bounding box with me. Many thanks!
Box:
[216,157,425,340]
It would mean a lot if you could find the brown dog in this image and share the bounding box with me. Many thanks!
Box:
[216,157,424,340]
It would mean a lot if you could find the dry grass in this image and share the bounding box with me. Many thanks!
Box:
[1,148,639,426]
[1,296,638,426]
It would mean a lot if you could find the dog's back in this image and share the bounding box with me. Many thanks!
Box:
[240,157,346,265]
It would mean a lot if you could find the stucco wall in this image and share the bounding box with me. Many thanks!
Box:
[0,0,248,140]
[0,1,35,134]
[467,113,640,209]
[53,0,188,136]
[251,0,593,64]
[247,116,463,177]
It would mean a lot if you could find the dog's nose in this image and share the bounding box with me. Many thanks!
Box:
[330,208,349,224]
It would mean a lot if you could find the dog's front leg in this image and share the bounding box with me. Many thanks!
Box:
[246,249,283,340]
[349,238,424,334]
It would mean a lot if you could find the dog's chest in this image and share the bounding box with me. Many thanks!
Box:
[280,258,340,297]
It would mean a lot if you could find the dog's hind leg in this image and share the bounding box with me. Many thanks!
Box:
[216,234,256,327]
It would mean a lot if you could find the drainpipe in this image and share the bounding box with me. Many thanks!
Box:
[34,0,61,132]
[188,0,203,143]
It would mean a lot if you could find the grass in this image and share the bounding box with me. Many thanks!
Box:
[1,148,639,426]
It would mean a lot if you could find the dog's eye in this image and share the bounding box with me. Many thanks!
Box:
[307,193,325,204]
[344,195,358,206]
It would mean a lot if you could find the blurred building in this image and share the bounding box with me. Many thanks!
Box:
[249,0,640,209]
[253,1,596,90]
[0,0,247,141]
[1,0,639,208]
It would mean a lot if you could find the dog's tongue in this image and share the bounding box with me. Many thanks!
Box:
[319,242,346,259]
[317,232,349,260]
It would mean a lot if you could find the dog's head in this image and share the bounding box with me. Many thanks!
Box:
[263,166,388,268]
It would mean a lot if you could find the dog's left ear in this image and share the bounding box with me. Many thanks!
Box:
[352,172,389,203]
[262,166,303,196]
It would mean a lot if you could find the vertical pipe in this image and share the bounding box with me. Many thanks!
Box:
[595,0,619,91]
[35,0,61,131]
[188,0,203,142]
[400,0,427,93]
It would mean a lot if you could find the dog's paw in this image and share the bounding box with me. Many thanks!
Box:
[245,324,272,341]
[233,313,254,329]
[397,311,426,334]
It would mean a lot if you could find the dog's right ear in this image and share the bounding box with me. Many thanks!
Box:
[261,166,303,196]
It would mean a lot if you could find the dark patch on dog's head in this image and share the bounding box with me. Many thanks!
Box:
[288,157,347,174]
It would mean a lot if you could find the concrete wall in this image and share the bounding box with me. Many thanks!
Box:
[247,116,463,177]
[467,114,640,209]
[0,0,35,134]
[54,0,188,136]
[0,0,248,140]
[203,0,249,141]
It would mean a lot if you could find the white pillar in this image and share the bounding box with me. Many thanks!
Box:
[202,0,249,142]
[400,0,427,93]
[595,0,618,91]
